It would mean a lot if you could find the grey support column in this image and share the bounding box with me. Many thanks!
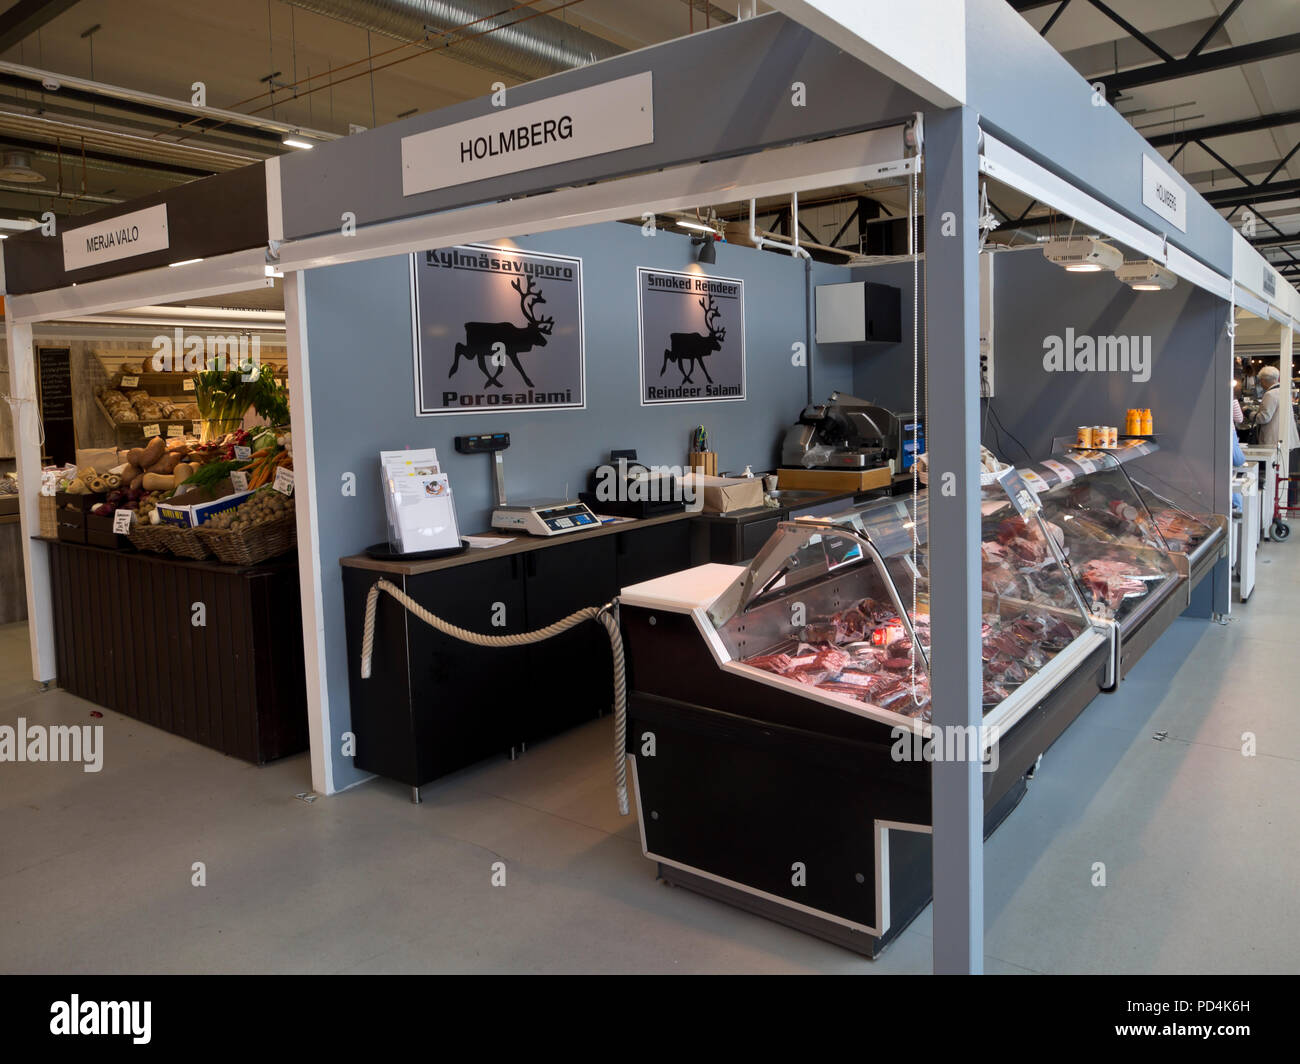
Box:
[922,107,984,975]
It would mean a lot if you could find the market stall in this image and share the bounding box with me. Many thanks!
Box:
[5,2,1299,975]
[2,165,310,763]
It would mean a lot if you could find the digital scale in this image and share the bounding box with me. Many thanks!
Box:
[491,499,599,536]
[456,432,600,538]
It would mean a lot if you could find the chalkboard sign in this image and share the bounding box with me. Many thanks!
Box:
[37,348,75,466]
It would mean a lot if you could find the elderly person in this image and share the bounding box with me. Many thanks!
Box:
[1254,366,1287,448]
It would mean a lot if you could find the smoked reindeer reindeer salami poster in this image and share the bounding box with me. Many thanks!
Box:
[412,245,585,415]
[637,267,745,405]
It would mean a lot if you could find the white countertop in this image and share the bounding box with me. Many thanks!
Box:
[619,563,743,612]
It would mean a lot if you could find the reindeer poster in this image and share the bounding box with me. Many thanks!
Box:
[637,267,745,405]
[412,244,585,416]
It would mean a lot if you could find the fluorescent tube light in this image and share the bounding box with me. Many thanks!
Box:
[281,135,314,150]
[167,258,204,268]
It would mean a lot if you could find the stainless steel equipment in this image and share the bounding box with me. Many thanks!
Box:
[780,391,922,471]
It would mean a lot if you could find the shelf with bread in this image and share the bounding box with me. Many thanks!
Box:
[93,350,289,446]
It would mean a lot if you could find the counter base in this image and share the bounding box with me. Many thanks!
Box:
[657,862,896,958]
[44,539,308,764]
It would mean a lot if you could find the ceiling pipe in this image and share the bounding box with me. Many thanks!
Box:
[282,0,623,81]
[0,60,338,143]
[748,196,812,260]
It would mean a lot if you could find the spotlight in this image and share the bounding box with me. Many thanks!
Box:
[694,233,716,264]
[1043,236,1123,273]
[1116,259,1177,291]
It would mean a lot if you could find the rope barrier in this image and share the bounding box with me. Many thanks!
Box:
[360,578,629,815]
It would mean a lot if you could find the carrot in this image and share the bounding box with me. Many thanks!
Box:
[249,448,272,459]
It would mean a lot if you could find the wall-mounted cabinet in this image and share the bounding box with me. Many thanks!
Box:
[814,281,902,344]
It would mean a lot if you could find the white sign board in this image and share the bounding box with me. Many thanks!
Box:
[1141,155,1187,233]
[62,203,170,271]
[401,72,654,197]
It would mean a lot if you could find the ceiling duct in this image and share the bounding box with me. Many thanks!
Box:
[0,149,45,183]
[283,0,624,81]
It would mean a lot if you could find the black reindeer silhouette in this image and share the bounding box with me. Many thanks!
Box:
[662,293,726,384]
[451,275,555,389]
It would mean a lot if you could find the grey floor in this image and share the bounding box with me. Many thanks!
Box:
[2,543,1297,974]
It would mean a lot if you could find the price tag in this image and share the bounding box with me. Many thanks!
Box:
[1041,459,1075,484]
[120,375,139,388]
[141,423,161,438]
[234,445,252,461]
[182,378,196,392]
[230,471,249,491]
[112,509,133,534]
[1019,468,1050,494]
[272,467,294,496]
[167,424,184,437]
[1074,458,1097,474]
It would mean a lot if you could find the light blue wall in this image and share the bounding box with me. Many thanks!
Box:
[847,261,926,412]
[303,221,854,789]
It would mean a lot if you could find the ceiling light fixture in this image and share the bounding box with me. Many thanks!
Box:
[1043,236,1123,274]
[1116,259,1177,291]
[0,151,46,183]
[677,220,717,234]
[281,134,314,150]
[167,258,204,268]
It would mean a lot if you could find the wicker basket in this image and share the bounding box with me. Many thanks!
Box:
[128,522,170,553]
[197,513,296,566]
[129,521,212,560]
[39,494,59,538]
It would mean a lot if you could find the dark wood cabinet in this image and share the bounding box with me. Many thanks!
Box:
[341,514,696,794]
[47,540,307,764]
[520,537,619,744]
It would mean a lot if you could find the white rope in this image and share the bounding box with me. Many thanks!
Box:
[360,578,629,816]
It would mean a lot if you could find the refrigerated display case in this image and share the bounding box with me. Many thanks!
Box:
[619,487,1112,957]
[1026,440,1227,673]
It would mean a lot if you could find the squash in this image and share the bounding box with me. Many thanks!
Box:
[141,473,176,492]
[130,474,145,491]
[140,436,166,467]
[126,446,147,466]
[119,463,142,484]
[147,452,182,475]
[171,463,194,485]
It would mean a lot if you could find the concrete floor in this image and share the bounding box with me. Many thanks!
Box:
[1,544,1297,974]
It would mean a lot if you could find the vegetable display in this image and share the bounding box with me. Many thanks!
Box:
[192,364,267,441]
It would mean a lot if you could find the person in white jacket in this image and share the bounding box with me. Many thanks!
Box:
[1255,366,1298,447]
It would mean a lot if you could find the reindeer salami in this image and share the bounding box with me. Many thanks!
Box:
[451,275,555,389]
[662,293,726,384]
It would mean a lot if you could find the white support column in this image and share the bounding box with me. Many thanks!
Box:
[4,319,56,681]
[283,270,335,795]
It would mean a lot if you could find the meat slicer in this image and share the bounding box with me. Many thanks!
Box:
[780,392,922,472]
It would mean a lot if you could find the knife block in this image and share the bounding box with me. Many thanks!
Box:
[688,451,717,477]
